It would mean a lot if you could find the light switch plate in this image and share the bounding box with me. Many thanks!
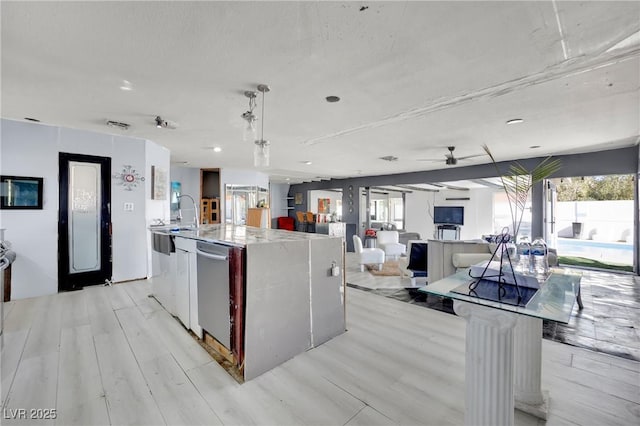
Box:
[124,202,134,211]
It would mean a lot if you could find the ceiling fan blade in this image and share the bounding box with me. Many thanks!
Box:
[416,158,444,162]
[457,153,487,160]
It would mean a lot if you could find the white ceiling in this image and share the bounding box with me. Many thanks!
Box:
[2,1,639,184]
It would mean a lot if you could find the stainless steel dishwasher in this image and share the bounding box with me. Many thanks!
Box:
[196,241,231,349]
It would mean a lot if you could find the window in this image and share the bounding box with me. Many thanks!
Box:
[493,191,531,239]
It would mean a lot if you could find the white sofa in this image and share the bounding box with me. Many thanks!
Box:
[427,240,492,283]
[452,247,558,270]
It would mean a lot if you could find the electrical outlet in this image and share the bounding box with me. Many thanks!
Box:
[332,265,340,276]
[331,261,340,277]
[123,202,134,211]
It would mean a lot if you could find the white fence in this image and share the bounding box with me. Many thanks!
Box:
[556,200,634,242]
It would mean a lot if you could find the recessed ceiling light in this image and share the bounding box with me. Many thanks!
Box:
[529,145,541,149]
[326,95,340,103]
[285,178,290,181]
[506,118,524,125]
[213,147,222,153]
[120,80,133,91]
[303,161,312,165]
[24,117,40,122]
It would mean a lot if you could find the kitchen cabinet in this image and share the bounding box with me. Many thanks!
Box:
[151,233,177,315]
[200,197,220,224]
[175,249,190,327]
[154,252,176,314]
[174,236,201,338]
[150,224,345,382]
[315,222,346,238]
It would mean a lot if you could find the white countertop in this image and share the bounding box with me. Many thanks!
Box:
[150,223,336,247]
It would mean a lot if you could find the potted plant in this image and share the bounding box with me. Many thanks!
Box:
[482,145,562,241]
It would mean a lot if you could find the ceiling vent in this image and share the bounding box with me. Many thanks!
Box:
[106,120,130,130]
[380,155,399,162]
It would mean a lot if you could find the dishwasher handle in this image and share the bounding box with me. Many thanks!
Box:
[196,249,229,261]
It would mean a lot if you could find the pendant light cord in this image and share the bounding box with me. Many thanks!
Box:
[260,89,265,143]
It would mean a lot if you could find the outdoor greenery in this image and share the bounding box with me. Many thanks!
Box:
[558,255,633,273]
[555,175,634,201]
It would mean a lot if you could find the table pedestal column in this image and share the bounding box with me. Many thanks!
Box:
[514,315,549,419]
[454,301,518,426]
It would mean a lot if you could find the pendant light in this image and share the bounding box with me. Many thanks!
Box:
[241,91,258,142]
[253,84,270,167]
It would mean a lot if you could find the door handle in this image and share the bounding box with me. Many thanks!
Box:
[196,249,228,261]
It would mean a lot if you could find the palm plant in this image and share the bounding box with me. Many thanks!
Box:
[483,145,561,239]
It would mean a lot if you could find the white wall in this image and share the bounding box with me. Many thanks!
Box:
[0,118,169,299]
[169,166,201,221]
[112,135,147,283]
[145,140,171,277]
[405,191,436,240]
[404,188,495,241]
[308,190,341,214]
[1,121,59,298]
[269,183,291,224]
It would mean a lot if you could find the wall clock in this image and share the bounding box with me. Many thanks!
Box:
[114,165,145,191]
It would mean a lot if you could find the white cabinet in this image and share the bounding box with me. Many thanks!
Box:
[152,250,176,315]
[174,237,201,338]
[175,249,190,328]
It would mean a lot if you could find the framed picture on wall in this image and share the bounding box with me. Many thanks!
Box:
[318,198,330,214]
[294,192,303,205]
[151,166,167,200]
[0,175,44,209]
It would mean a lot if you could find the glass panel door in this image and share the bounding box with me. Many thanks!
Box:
[544,180,558,248]
[225,185,270,225]
[68,161,101,273]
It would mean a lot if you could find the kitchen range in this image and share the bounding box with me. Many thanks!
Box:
[150,224,345,381]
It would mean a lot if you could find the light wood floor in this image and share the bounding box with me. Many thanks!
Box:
[1,279,639,425]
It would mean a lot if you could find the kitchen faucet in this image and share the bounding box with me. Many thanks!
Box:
[177,194,200,228]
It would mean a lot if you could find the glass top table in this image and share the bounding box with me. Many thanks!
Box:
[419,268,582,324]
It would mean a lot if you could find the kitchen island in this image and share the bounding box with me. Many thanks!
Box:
[150,224,345,381]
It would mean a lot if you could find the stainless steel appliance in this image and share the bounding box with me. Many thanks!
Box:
[196,241,231,349]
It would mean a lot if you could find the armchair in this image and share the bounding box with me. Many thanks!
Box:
[376,230,406,259]
[353,235,385,272]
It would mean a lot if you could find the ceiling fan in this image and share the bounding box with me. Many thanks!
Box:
[417,146,485,165]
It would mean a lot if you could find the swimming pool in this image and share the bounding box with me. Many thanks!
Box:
[556,237,633,264]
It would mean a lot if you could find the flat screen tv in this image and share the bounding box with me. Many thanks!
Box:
[433,206,464,225]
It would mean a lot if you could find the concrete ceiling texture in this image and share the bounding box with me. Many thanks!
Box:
[2,1,639,184]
